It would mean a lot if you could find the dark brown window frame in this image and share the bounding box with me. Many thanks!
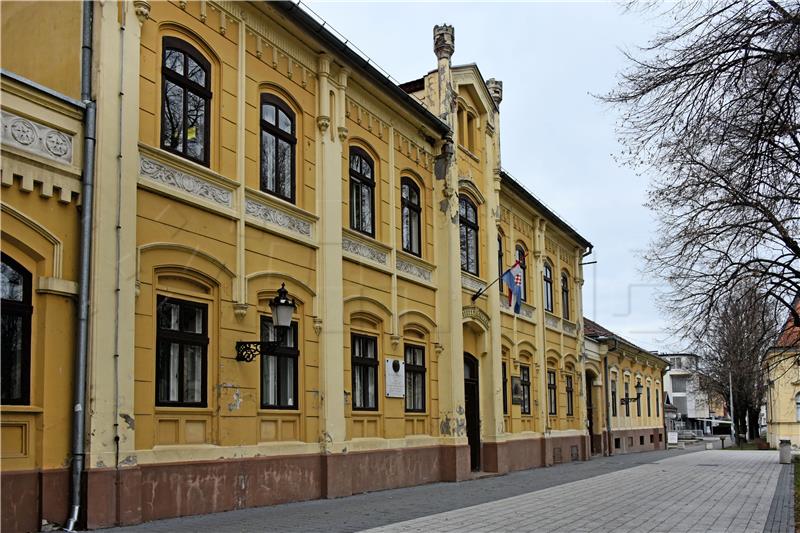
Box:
[259,93,296,203]
[1,253,32,406]
[566,374,574,416]
[547,370,557,416]
[656,388,660,417]
[646,385,652,417]
[260,316,300,410]
[404,343,426,413]
[459,195,479,275]
[349,147,376,237]
[561,272,570,320]
[611,378,618,416]
[502,361,508,415]
[543,262,554,312]
[160,37,212,166]
[520,364,531,415]
[401,177,422,256]
[624,381,631,417]
[497,235,504,295]
[351,333,379,411]
[155,295,209,407]
[516,245,527,302]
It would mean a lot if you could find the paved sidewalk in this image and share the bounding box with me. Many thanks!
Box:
[110,447,791,533]
[365,450,785,533]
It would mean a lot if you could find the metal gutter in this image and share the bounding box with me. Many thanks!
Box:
[269,1,450,138]
[66,0,96,529]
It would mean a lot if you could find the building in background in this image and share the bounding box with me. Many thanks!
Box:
[583,319,668,455]
[765,296,800,449]
[0,1,604,529]
[661,353,724,435]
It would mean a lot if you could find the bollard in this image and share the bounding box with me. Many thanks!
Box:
[778,440,791,464]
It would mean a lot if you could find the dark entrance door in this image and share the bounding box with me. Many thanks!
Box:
[586,371,595,455]
[464,353,480,471]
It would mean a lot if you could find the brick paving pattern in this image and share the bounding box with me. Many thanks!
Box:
[365,450,785,533]
[110,447,791,533]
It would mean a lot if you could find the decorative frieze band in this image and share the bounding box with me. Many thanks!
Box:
[342,236,388,266]
[545,313,561,330]
[396,258,433,283]
[462,305,490,330]
[1,110,73,165]
[139,155,232,208]
[500,299,535,320]
[245,198,312,238]
[461,274,485,293]
[563,320,578,336]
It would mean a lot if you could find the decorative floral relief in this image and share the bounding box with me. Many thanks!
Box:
[461,274,485,293]
[342,236,388,265]
[139,156,232,208]
[245,199,312,237]
[396,259,433,282]
[520,303,535,319]
[563,321,578,336]
[1,111,73,164]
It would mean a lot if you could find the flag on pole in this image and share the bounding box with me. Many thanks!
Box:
[501,259,525,314]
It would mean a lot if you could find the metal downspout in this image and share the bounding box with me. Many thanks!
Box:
[67,1,95,530]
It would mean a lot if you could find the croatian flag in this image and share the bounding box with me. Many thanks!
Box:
[501,260,524,314]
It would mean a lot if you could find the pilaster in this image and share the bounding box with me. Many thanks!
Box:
[84,0,141,523]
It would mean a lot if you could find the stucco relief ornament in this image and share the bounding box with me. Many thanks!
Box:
[245,199,312,237]
[140,156,232,207]
[9,118,36,145]
[133,0,151,23]
[316,116,330,132]
[337,126,348,142]
[44,131,69,158]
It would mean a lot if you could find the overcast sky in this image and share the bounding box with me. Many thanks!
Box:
[305,1,681,352]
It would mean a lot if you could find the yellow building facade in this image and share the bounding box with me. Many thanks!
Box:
[765,299,800,450]
[0,1,635,530]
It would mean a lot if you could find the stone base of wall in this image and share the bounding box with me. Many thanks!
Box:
[608,427,664,455]
[2,445,472,531]
[483,434,589,475]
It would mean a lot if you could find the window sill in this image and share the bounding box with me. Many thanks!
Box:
[258,409,301,415]
[155,406,213,414]
[457,144,480,163]
[0,405,43,413]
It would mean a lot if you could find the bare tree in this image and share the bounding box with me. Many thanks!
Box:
[603,1,800,347]
[693,285,781,440]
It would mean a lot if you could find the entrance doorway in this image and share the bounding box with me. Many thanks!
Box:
[464,353,480,471]
[586,370,596,455]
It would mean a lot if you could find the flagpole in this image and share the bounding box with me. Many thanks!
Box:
[470,251,528,302]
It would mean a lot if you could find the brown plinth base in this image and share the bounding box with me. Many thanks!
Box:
[608,427,664,454]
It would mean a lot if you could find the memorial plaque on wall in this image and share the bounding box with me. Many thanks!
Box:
[385,358,405,398]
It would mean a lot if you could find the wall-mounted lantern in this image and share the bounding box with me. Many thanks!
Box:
[235,283,296,362]
[620,379,643,406]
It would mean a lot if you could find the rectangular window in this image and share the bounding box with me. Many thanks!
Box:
[404,344,425,413]
[521,365,531,415]
[260,317,299,409]
[1,254,32,405]
[156,296,208,407]
[611,378,618,416]
[636,385,642,417]
[646,386,652,417]
[502,362,508,415]
[566,375,574,416]
[656,389,660,417]
[624,382,630,417]
[351,334,378,410]
[547,370,557,416]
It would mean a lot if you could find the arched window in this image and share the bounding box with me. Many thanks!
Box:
[459,196,479,275]
[401,177,421,256]
[1,254,32,405]
[497,235,504,295]
[515,245,527,302]
[260,94,296,203]
[349,147,375,236]
[561,272,570,320]
[543,262,554,312]
[161,37,211,165]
